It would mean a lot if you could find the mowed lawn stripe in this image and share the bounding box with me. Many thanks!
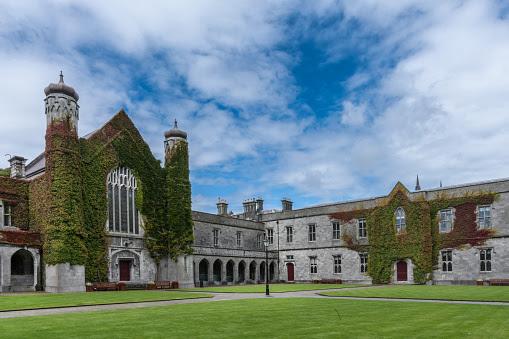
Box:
[1,298,508,338]
[181,283,361,293]
[0,290,211,312]
[320,285,509,302]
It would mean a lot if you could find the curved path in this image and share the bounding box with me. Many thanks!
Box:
[1,287,508,319]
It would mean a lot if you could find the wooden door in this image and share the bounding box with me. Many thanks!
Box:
[396,261,407,281]
[119,260,131,281]
[287,263,294,282]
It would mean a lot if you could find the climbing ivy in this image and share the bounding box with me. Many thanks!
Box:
[330,185,496,284]
[0,168,10,177]
[0,176,29,228]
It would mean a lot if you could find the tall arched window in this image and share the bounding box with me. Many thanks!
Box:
[395,207,406,233]
[107,167,140,234]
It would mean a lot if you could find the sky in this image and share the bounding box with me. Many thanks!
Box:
[1,0,509,213]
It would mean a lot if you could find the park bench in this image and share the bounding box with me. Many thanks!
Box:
[489,279,509,286]
[154,281,172,289]
[92,282,118,291]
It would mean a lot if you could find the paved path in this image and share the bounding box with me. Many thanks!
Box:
[1,288,508,319]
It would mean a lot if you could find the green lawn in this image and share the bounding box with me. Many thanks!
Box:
[0,290,211,311]
[320,285,509,302]
[1,298,508,338]
[181,283,360,293]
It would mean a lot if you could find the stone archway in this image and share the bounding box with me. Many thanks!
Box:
[238,261,246,283]
[226,260,234,283]
[10,249,34,290]
[259,262,266,282]
[392,259,414,284]
[111,250,140,282]
[213,259,222,283]
[199,259,209,282]
[249,261,257,281]
[269,261,275,282]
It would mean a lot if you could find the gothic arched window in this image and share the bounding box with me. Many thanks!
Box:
[107,167,140,234]
[395,207,406,233]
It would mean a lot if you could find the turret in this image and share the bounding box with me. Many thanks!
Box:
[164,119,188,162]
[44,71,80,133]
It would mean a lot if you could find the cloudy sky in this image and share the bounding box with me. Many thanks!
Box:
[1,0,508,213]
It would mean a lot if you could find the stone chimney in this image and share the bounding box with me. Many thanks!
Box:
[256,197,264,213]
[216,198,228,216]
[281,198,293,211]
[242,198,257,220]
[8,156,27,178]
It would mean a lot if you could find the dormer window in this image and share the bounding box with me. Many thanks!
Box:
[0,200,11,227]
[395,207,406,233]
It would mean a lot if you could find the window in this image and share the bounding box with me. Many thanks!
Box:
[286,226,293,243]
[358,218,367,238]
[107,167,140,234]
[213,229,219,247]
[441,250,453,272]
[266,229,274,244]
[360,253,368,273]
[257,234,263,249]
[333,255,342,274]
[310,257,317,274]
[236,231,242,247]
[478,205,491,229]
[332,221,341,240]
[0,200,11,227]
[480,249,492,272]
[308,224,316,242]
[286,255,294,260]
[395,207,406,233]
[439,209,453,233]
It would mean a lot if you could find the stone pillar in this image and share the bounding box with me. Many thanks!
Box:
[208,260,214,286]
[45,264,85,293]
[175,254,194,288]
[233,261,238,283]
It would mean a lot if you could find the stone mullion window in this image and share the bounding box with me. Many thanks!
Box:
[267,229,274,244]
[332,221,340,240]
[213,229,219,247]
[480,248,492,272]
[236,231,242,247]
[441,250,453,272]
[395,207,406,233]
[308,224,316,242]
[360,253,368,273]
[0,200,11,227]
[358,218,367,238]
[477,205,491,229]
[333,255,341,274]
[286,226,293,243]
[107,167,140,235]
[309,257,317,274]
[439,209,453,233]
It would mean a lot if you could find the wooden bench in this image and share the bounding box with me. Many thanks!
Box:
[154,281,172,289]
[489,279,509,286]
[92,282,118,291]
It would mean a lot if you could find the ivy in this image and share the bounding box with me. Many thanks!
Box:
[0,168,10,177]
[0,176,29,228]
[330,185,496,284]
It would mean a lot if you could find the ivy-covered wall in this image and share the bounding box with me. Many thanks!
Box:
[331,184,496,284]
[0,176,29,228]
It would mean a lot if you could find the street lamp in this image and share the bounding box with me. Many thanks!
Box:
[263,238,270,296]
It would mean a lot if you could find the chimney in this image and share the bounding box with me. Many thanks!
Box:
[242,198,257,219]
[281,198,293,211]
[216,198,228,216]
[8,156,27,178]
[256,197,264,213]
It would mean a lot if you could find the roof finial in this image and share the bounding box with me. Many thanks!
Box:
[415,174,421,191]
[174,119,178,129]
[440,180,443,188]
[59,70,64,83]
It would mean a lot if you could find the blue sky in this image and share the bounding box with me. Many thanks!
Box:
[1,1,509,213]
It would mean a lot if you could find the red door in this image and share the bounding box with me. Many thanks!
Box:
[397,261,407,282]
[286,263,294,282]
[119,260,131,281]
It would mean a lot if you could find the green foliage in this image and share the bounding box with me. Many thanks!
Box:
[0,176,29,228]
[331,185,495,284]
[0,167,10,177]
[165,141,194,259]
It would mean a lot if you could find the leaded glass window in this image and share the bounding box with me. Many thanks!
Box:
[107,167,140,234]
[395,207,406,233]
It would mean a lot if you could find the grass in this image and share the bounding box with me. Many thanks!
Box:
[1,298,509,338]
[320,285,509,302]
[0,290,211,311]
[181,283,360,293]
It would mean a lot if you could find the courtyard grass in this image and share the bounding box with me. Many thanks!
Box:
[1,298,509,338]
[0,290,211,312]
[181,283,361,293]
[320,285,509,302]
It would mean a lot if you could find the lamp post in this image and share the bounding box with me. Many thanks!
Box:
[263,239,270,296]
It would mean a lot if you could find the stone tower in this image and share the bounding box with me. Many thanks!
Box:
[163,120,194,287]
[43,73,86,292]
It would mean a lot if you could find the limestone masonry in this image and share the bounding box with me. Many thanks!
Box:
[0,75,507,292]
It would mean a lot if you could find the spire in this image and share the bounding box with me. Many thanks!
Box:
[440,180,443,188]
[174,119,178,129]
[59,70,64,83]
[415,174,421,191]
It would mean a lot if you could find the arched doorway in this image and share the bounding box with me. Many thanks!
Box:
[213,259,222,283]
[226,260,234,282]
[396,260,408,282]
[269,261,275,282]
[249,261,256,281]
[260,262,266,282]
[286,262,294,282]
[11,249,34,288]
[238,261,246,283]
[199,259,209,282]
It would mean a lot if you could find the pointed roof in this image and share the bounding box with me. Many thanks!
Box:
[164,119,187,139]
[415,174,421,191]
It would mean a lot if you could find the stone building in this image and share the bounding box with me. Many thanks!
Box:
[0,75,508,292]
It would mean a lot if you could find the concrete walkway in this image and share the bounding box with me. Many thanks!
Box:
[1,288,508,319]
